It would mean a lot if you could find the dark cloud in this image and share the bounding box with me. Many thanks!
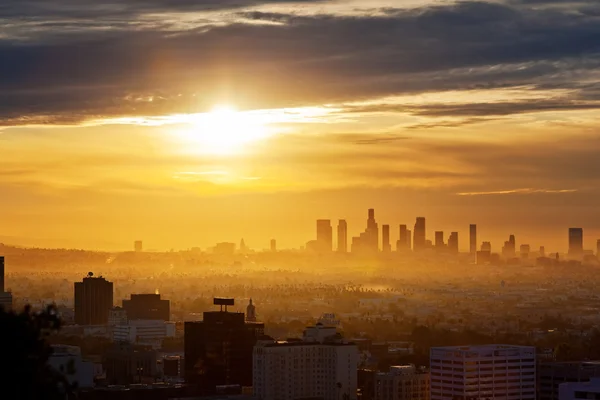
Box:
[1,0,600,123]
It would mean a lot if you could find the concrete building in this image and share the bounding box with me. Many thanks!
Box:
[253,323,358,400]
[317,219,333,252]
[397,225,410,251]
[123,293,170,321]
[559,377,600,400]
[108,306,128,326]
[430,344,536,400]
[413,217,426,251]
[469,224,477,255]
[382,225,391,253]
[74,273,113,325]
[375,365,429,400]
[568,228,584,258]
[448,232,459,253]
[104,343,158,385]
[134,240,143,252]
[113,319,176,348]
[338,220,348,253]
[539,361,600,400]
[48,345,95,388]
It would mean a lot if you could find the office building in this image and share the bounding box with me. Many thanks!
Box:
[123,293,170,321]
[270,239,276,252]
[503,234,517,258]
[413,217,426,251]
[317,219,333,252]
[430,344,536,400]
[520,244,531,259]
[448,232,459,253]
[481,241,492,252]
[382,225,391,253]
[435,231,444,249]
[397,225,410,251]
[351,209,379,254]
[0,256,12,311]
[559,377,600,400]
[470,224,477,255]
[246,298,257,322]
[253,323,358,400]
[104,342,158,385]
[185,298,264,394]
[568,228,583,257]
[338,220,348,253]
[374,365,429,400]
[406,230,412,250]
[134,240,143,252]
[113,319,176,348]
[74,273,114,325]
[108,306,128,326]
[539,361,600,400]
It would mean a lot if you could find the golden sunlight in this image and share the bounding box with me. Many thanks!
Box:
[180,105,271,155]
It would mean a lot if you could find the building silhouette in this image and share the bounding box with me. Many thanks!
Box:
[568,228,584,257]
[246,299,256,322]
[316,219,333,252]
[351,209,379,253]
[382,224,391,253]
[597,239,600,257]
[337,220,348,253]
[270,239,276,252]
[406,230,412,250]
[413,217,426,251]
[123,293,170,321]
[448,232,459,253]
[434,231,444,249]
[539,361,600,400]
[134,240,143,252]
[374,365,429,400]
[0,256,12,311]
[469,224,477,255]
[502,234,516,258]
[397,225,410,251]
[184,298,264,394]
[74,273,113,325]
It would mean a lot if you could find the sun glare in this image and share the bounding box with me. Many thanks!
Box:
[181,105,271,155]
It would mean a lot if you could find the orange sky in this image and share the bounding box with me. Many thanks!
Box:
[1,0,600,251]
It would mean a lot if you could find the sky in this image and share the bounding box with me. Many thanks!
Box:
[1,0,600,251]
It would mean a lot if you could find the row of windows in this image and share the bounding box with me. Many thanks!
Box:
[431,358,535,365]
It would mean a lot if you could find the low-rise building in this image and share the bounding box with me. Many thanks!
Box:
[48,345,95,388]
[375,365,429,400]
[559,377,600,400]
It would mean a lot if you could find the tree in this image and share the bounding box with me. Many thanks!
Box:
[0,305,76,399]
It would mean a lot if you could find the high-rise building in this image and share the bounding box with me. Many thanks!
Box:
[520,244,531,259]
[185,298,264,394]
[448,232,459,253]
[540,246,546,257]
[246,298,256,322]
[568,228,584,257]
[123,293,170,321]
[430,345,536,400]
[481,241,492,252]
[538,361,600,400]
[375,365,429,400]
[397,225,409,251]
[469,224,477,255]
[382,225,391,253]
[316,219,333,252]
[134,240,143,252]
[503,234,517,258]
[413,217,426,251]
[406,230,412,250]
[434,231,444,249]
[74,273,113,325]
[270,239,276,252]
[337,220,348,253]
[351,209,379,253]
[253,323,358,400]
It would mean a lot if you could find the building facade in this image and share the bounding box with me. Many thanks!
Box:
[559,377,600,400]
[413,217,426,251]
[253,323,358,400]
[317,219,333,252]
[74,273,113,325]
[469,224,477,255]
[538,361,600,400]
[430,345,536,400]
[338,220,348,253]
[375,365,429,400]
[568,228,584,258]
[185,307,264,394]
[123,293,170,321]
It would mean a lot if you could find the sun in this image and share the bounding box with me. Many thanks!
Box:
[181,105,271,155]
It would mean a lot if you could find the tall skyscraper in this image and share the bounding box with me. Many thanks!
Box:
[568,228,584,257]
[337,220,348,253]
[134,240,143,252]
[397,225,409,251]
[469,224,477,255]
[316,219,333,252]
[270,239,276,252]
[448,232,459,253]
[502,234,517,258]
[413,217,426,251]
[406,229,412,250]
[434,231,444,249]
[366,208,379,251]
[74,273,113,325]
[123,293,170,321]
[430,345,536,400]
[253,324,358,400]
[382,224,391,253]
[185,298,264,394]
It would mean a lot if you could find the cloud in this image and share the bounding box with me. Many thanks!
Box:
[1,1,600,124]
[456,188,578,196]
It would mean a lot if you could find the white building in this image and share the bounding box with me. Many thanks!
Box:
[113,319,175,349]
[375,365,429,400]
[559,377,600,400]
[253,323,358,400]
[48,345,95,388]
[430,344,536,400]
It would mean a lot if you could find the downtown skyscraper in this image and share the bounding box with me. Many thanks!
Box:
[337,220,348,253]
[413,217,426,251]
